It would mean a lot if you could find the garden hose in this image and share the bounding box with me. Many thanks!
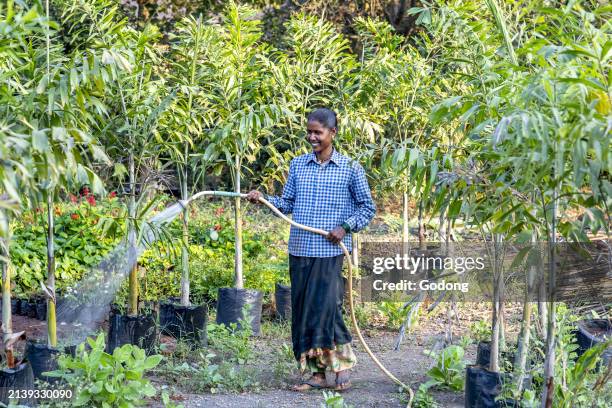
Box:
[183,191,415,407]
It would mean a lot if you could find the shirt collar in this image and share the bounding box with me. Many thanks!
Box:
[308,148,341,166]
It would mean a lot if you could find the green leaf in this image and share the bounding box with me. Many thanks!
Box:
[32,130,49,152]
[91,145,111,165]
[143,354,163,370]
[113,163,127,179]
[89,381,103,394]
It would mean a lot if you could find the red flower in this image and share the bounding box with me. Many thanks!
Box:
[213,224,222,231]
[215,207,225,217]
[109,191,117,199]
[69,194,78,204]
[71,213,79,220]
[82,187,90,196]
[86,195,96,206]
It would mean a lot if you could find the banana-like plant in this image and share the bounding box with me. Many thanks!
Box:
[163,16,218,306]
[56,0,174,316]
[110,26,171,316]
[203,2,285,289]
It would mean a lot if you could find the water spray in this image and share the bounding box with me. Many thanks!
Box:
[183,191,415,406]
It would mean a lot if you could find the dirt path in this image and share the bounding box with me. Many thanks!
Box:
[174,338,467,408]
[159,324,473,408]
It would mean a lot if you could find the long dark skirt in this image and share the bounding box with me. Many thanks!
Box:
[289,254,352,360]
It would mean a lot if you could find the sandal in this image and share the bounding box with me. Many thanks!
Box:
[291,373,327,391]
[334,370,352,391]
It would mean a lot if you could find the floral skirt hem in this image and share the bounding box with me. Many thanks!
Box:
[297,343,356,374]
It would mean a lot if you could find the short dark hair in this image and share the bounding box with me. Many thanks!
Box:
[307,108,338,130]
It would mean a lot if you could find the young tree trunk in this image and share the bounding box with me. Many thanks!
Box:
[500,302,506,352]
[515,298,533,391]
[46,193,57,347]
[538,269,548,340]
[489,234,504,373]
[402,190,409,252]
[128,150,138,316]
[180,143,190,306]
[514,236,538,393]
[181,22,200,305]
[0,209,14,367]
[234,155,244,289]
[490,290,501,372]
[541,196,558,408]
[44,0,57,347]
[445,215,454,344]
[418,200,426,250]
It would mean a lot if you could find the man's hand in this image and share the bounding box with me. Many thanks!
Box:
[246,190,263,204]
[327,226,346,244]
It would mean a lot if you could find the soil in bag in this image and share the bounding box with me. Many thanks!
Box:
[465,365,502,408]
[160,302,208,346]
[465,365,532,408]
[216,288,263,336]
[25,341,60,383]
[107,310,157,354]
[476,341,492,367]
[10,298,20,315]
[275,283,291,321]
[576,319,612,366]
[0,363,35,406]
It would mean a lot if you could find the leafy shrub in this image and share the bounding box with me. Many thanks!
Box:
[207,319,253,365]
[109,206,288,305]
[549,305,612,407]
[469,319,492,343]
[46,333,162,407]
[412,383,438,408]
[116,205,290,303]
[352,303,377,329]
[377,293,412,330]
[206,305,254,364]
[11,193,124,296]
[189,238,288,302]
[424,345,466,391]
[160,352,260,394]
[188,205,266,257]
[272,342,297,383]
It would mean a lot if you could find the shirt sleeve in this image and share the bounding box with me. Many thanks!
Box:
[266,159,296,215]
[344,162,376,232]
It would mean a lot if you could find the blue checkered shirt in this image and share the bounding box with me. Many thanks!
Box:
[266,149,376,257]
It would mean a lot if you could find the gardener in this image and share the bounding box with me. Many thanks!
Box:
[247,108,376,392]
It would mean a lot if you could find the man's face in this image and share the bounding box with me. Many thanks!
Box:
[306,120,336,154]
